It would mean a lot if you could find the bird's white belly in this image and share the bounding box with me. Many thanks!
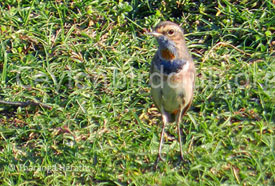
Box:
[151,73,191,113]
[161,79,185,112]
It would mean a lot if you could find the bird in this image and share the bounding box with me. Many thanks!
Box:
[147,21,196,162]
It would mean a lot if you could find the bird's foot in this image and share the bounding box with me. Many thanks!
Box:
[180,153,184,161]
[153,154,164,170]
[175,153,191,167]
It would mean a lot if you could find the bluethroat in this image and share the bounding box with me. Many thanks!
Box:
[148,21,196,161]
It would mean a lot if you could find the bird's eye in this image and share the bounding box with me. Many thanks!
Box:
[167,29,175,36]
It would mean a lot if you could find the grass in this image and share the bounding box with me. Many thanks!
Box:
[0,0,274,185]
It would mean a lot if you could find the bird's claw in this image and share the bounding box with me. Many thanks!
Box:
[153,154,164,169]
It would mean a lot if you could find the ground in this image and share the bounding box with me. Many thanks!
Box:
[0,0,274,185]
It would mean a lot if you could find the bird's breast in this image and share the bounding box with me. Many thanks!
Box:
[160,49,176,61]
[156,58,187,74]
[150,61,194,114]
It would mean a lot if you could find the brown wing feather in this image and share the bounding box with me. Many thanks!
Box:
[177,61,195,120]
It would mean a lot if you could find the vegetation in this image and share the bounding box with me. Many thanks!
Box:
[0,0,274,185]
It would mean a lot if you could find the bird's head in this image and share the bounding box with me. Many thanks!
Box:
[148,21,186,61]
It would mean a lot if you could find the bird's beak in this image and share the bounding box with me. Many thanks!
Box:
[147,31,162,37]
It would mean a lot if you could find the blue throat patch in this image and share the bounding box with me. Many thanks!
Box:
[156,36,186,74]
[159,59,187,74]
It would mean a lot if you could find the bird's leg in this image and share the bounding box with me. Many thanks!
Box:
[158,114,167,161]
[156,107,168,164]
[154,112,167,169]
[176,108,184,160]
